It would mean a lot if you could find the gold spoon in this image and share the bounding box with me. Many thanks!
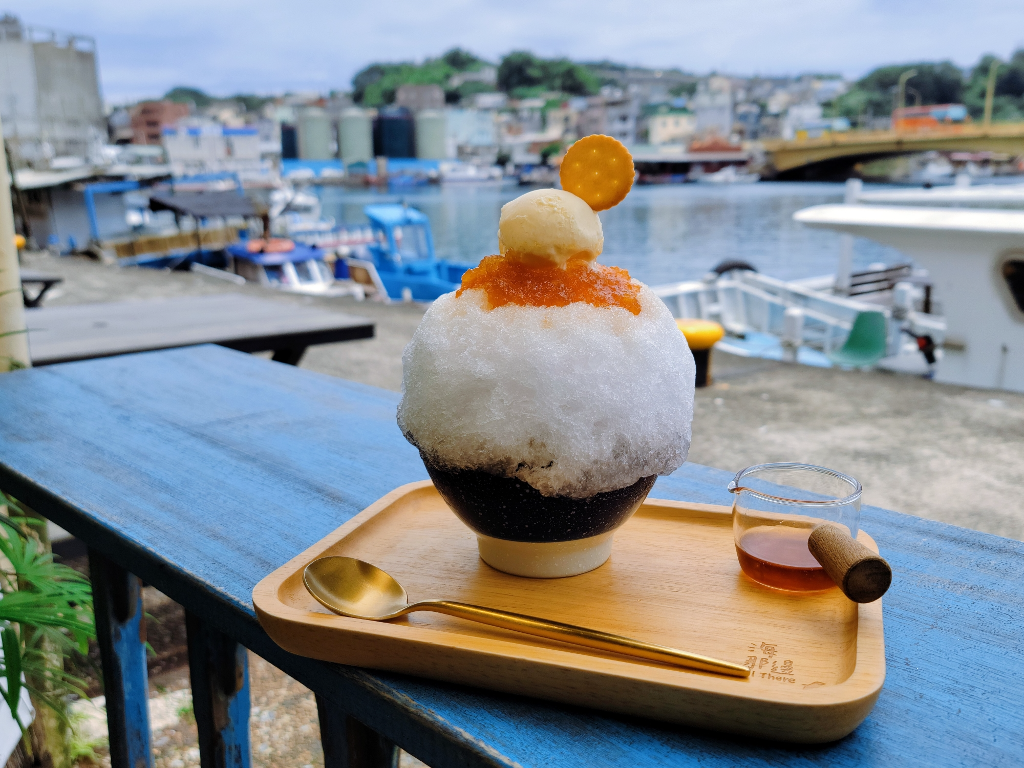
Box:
[303,556,751,678]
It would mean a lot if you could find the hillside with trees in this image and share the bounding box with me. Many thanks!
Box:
[832,51,1024,123]
[351,48,600,106]
[352,48,493,106]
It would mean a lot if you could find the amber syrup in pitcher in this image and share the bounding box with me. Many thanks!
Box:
[736,526,836,591]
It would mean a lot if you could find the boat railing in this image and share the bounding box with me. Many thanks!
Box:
[654,271,892,355]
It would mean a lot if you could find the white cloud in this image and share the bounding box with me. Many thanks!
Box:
[8,0,1024,101]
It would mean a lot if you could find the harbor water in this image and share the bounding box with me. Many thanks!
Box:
[319,181,904,285]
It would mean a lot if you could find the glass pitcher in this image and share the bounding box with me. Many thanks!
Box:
[728,463,862,591]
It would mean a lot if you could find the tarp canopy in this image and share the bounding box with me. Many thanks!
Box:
[149,192,256,219]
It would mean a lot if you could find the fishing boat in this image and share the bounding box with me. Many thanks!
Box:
[268,184,375,253]
[225,239,365,299]
[344,204,475,302]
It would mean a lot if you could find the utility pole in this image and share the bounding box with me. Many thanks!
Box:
[983,59,1000,128]
[0,114,30,371]
[894,69,917,133]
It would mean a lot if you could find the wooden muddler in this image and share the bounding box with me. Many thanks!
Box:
[807,524,892,603]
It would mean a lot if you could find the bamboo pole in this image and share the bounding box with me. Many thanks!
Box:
[0,115,30,372]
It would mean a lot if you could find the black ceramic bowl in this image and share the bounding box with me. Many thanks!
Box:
[422,454,656,577]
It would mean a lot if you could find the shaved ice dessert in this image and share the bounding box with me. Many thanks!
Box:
[398,136,696,577]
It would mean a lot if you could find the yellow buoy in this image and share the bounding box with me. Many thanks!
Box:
[675,319,724,351]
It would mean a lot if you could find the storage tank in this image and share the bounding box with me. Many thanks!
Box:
[373,107,414,158]
[297,108,333,160]
[339,108,373,163]
[415,110,447,160]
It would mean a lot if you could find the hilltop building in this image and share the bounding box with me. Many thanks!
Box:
[646,106,695,145]
[0,15,105,167]
[579,92,639,145]
[445,108,498,162]
[395,84,445,112]
[131,101,190,145]
[691,76,733,138]
[448,67,497,89]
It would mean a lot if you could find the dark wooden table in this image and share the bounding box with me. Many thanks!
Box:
[0,345,1020,768]
[25,293,374,366]
[19,268,64,308]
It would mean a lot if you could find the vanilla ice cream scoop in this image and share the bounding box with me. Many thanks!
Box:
[497,189,603,267]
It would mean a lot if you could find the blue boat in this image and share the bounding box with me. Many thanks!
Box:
[348,204,475,301]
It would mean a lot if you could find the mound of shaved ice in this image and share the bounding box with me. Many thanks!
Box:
[397,283,695,498]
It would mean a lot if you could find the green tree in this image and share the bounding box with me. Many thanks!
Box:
[964,50,1024,120]
[834,62,964,121]
[164,86,212,109]
[352,64,393,104]
[441,47,483,71]
[498,51,546,92]
[230,93,275,113]
[497,52,598,96]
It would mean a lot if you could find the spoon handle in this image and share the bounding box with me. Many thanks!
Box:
[407,600,750,678]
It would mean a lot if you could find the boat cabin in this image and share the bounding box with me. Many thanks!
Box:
[227,240,364,299]
[353,204,472,301]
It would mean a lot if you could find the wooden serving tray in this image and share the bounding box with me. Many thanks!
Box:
[253,481,885,743]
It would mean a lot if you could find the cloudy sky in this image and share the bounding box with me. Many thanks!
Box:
[10,0,1024,104]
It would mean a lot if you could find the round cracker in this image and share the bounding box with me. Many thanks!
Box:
[559,134,635,211]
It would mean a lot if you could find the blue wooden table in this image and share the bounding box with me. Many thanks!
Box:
[0,345,1020,768]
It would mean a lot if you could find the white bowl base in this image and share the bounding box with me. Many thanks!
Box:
[476,532,614,578]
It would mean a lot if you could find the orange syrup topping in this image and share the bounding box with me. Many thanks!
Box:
[457,255,641,315]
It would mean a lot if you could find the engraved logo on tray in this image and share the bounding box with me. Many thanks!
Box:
[745,641,796,683]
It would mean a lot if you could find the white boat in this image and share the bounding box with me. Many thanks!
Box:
[654,263,942,372]
[695,165,760,184]
[269,184,374,253]
[855,179,1024,208]
[794,204,1024,392]
[440,162,503,184]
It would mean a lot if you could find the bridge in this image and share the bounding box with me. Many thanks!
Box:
[760,123,1024,179]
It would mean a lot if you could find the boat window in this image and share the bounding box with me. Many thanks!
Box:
[294,260,315,283]
[397,224,431,260]
[264,265,285,284]
[314,260,333,282]
[1003,260,1024,315]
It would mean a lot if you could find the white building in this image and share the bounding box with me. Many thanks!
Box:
[0,15,105,167]
[782,103,850,140]
[579,95,638,146]
[162,123,261,169]
[445,108,497,160]
[691,77,733,138]
[647,109,695,145]
[448,67,497,89]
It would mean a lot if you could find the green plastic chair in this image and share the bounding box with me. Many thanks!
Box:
[828,311,888,368]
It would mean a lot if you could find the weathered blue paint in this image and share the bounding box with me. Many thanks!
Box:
[316,695,399,768]
[0,345,1021,767]
[88,550,152,768]
[186,613,251,768]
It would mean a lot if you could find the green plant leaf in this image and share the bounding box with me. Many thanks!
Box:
[1,626,22,714]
